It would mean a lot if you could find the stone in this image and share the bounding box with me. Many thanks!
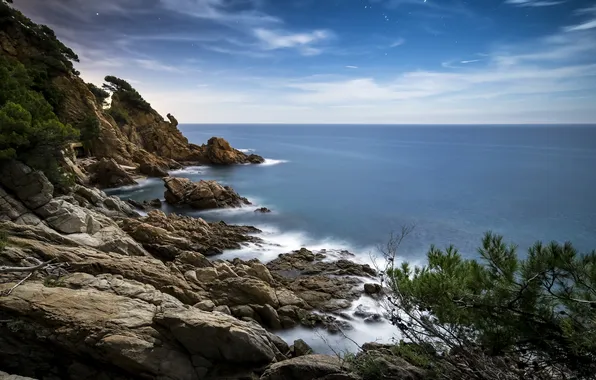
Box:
[213,305,232,315]
[87,158,137,189]
[291,339,313,357]
[163,177,251,210]
[194,300,216,312]
[353,305,382,321]
[203,137,264,165]
[0,371,37,380]
[210,277,279,308]
[139,161,169,178]
[254,304,282,330]
[364,283,382,295]
[255,207,272,213]
[195,267,219,283]
[0,160,53,209]
[260,355,350,380]
[35,199,97,234]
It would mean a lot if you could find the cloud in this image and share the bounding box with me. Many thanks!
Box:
[253,28,332,55]
[345,65,359,69]
[461,60,480,64]
[158,0,282,26]
[135,59,189,73]
[389,38,405,48]
[564,4,596,31]
[505,0,565,7]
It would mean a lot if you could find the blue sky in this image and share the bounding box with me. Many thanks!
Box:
[14,0,596,124]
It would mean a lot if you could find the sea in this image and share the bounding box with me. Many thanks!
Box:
[106,124,596,353]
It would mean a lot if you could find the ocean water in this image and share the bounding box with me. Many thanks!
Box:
[107,124,596,352]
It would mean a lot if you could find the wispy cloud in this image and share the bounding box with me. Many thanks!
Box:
[564,4,596,31]
[461,59,480,64]
[253,28,332,55]
[345,65,359,69]
[158,0,281,26]
[505,0,565,7]
[389,38,405,48]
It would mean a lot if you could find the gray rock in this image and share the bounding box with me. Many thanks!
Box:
[194,300,215,312]
[291,339,313,357]
[364,283,381,295]
[260,355,351,380]
[0,160,53,209]
[214,305,232,315]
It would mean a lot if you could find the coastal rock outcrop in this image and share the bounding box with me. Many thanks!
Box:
[267,248,376,311]
[260,355,356,380]
[87,158,137,189]
[0,280,287,380]
[163,177,251,210]
[203,137,265,165]
[120,210,262,258]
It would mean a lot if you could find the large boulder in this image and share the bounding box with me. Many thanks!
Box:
[0,160,53,209]
[163,177,251,210]
[120,210,262,258]
[87,158,137,189]
[203,137,264,165]
[0,280,286,379]
[139,161,169,178]
[260,355,357,380]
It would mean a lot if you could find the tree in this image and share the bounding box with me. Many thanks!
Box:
[77,115,100,151]
[0,57,78,185]
[87,83,110,107]
[102,75,151,111]
[377,230,596,380]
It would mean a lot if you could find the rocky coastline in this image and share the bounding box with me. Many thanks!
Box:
[0,159,417,380]
[0,3,424,378]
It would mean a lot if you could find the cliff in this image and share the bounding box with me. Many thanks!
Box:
[0,2,263,179]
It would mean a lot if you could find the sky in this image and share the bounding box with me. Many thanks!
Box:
[11,0,596,124]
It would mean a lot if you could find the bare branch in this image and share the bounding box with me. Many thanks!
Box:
[0,259,55,273]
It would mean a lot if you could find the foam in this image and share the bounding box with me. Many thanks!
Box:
[260,159,289,166]
[239,148,255,153]
[168,166,208,176]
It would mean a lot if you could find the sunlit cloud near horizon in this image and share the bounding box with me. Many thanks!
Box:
[13,0,596,124]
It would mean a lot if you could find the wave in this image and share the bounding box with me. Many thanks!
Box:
[239,148,255,153]
[220,224,377,264]
[169,166,208,176]
[260,159,289,166]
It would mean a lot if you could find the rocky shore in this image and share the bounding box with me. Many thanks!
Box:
[0,159,425,379]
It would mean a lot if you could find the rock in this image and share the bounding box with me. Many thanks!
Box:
[87,158,137,189]
[35,199,99,234]
[353,305,382,321]
[260,355,353,380]
[0,281,287,379]
[254,304,282,330]
[353,347,427,380]
[163,177,251,210]
[194,300,216,312]
[231,305,257,320]
[195,267,219,282]
[0,160,53,209]
[203,137,264,165]
[213,305,231,315]
[364,283,382,295]
[0,187,38,224]
[0,371,37,380]
[267,249,376,312]
[291,339,313,357]
[121,211,262,256]
[139,161,169,178]
[255,207,272,213]
[149,198,162,208]
[210,277,279,308]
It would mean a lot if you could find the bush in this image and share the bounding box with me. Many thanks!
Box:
[87,83,110,106]
[0,57,78,185]
[103,76,151,112]
[379,229,596,379]
[77,115,100,151]
[107,107,129,127]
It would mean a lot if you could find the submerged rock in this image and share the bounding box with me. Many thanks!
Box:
[255,207,272,213]
[163,177,251,210]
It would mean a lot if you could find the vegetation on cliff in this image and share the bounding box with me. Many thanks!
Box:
[368,230,596,379]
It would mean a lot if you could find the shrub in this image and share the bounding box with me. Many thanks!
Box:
[379,230,596,379]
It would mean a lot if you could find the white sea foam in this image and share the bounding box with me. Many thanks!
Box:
[169,166,208,176]
[260,159,289,166]
[239,148,255,153]
[219,224,377,264]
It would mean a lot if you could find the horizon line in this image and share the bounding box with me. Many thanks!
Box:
[178,122,596,126]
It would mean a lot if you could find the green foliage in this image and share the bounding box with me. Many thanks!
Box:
[77,115,100,151]
[107,107,129,127]
[87,83,110,106]
[382,231,596,379]
[0,229,7,251]
[103,75,151,111]
[0,57,78,185]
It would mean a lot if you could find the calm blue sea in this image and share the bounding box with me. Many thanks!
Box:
[108,124,596,265]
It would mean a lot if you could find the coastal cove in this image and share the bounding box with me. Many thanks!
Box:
[109,124,596,262]
[105,123,596,354]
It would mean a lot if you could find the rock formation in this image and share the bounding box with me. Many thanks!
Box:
[163,177,251,210]
[202,137,265,165]
[86,158,137,189]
